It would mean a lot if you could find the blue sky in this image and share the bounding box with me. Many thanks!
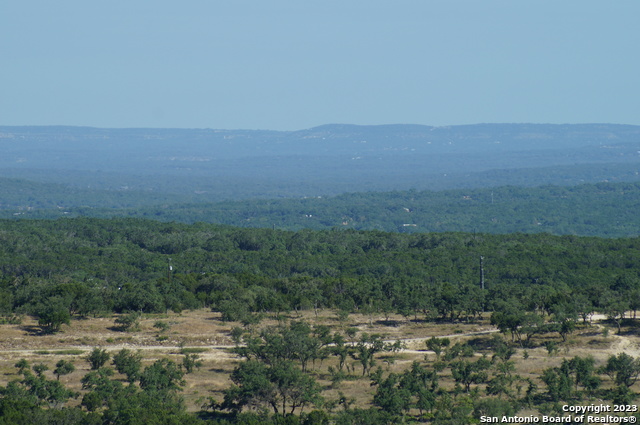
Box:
[1,1,639,130]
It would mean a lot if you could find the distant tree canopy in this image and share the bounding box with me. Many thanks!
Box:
[3,181,640,237]
[0,217,639,324]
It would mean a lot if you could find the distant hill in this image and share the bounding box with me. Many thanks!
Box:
[2,123,640,237]
[1,123,640,200]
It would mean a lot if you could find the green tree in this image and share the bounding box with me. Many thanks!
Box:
[541,364,574,402]
[371,372,412,420]
[490,300,527,344]
[236,321,323,373]
[112,348,142,383]
[569,356,600,396]
[399,361,438,415]
[54,359,75,381]
[600,353,640,388]
[473,398,516,422]
[14,359,31,375]
[451,356,492,393]
[153,320,171,332]
[32,363,49,378]
[87,347,110,370]
[486,359,517,399]
[114,311,141,332]
[181,353,203,374]
[100,386,197,425]
[601,292,629,335]
[551,303,578,342]
[350,333,399,376]
[426,336,451,362]
[80,367,122,411]
[34,297,71,333]
[224,359,321,417]
[609,384,637,405]
[18,366,78,408]
[330,334,351,373]
[139,358,185,393]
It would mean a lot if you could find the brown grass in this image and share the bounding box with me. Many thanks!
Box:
[1,309,638,412]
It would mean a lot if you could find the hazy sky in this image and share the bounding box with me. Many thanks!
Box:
[2,1,638,130]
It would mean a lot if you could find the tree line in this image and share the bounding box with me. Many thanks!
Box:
[3,180,640,237]
[0,217,639,330]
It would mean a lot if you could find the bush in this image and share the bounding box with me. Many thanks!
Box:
[34,298,71,333]
[182,353,203,374]
[114,312,141,332]
[87,348,110,370]
[153,320,170,332]
[112,348,142,383]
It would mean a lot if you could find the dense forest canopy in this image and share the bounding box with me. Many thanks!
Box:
[1,217,638,320]
[2,181,640,237]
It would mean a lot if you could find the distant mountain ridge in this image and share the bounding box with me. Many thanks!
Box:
[1,123,640,202]
[3,123,640,162]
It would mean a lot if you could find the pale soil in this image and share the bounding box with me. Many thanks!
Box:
[0,309,637,411]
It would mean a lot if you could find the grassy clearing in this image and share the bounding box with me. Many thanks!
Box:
[0,308,636,413]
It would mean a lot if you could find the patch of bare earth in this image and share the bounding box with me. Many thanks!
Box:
[1,309,639,412]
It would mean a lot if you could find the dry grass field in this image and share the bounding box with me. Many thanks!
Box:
[1,309,638,413]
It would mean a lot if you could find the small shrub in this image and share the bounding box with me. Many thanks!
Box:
[230,326,245,344]
[544,341,559,357]
[14,359,30,374]
[181,353,203,374]
[153,320,170,332]
[54,359,75,380]
[114,312,141,332]
[0,315,22,325]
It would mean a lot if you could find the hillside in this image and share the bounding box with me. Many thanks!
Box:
[2,123,640,201]
[2,218,640,423]
[2,218,640,424]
